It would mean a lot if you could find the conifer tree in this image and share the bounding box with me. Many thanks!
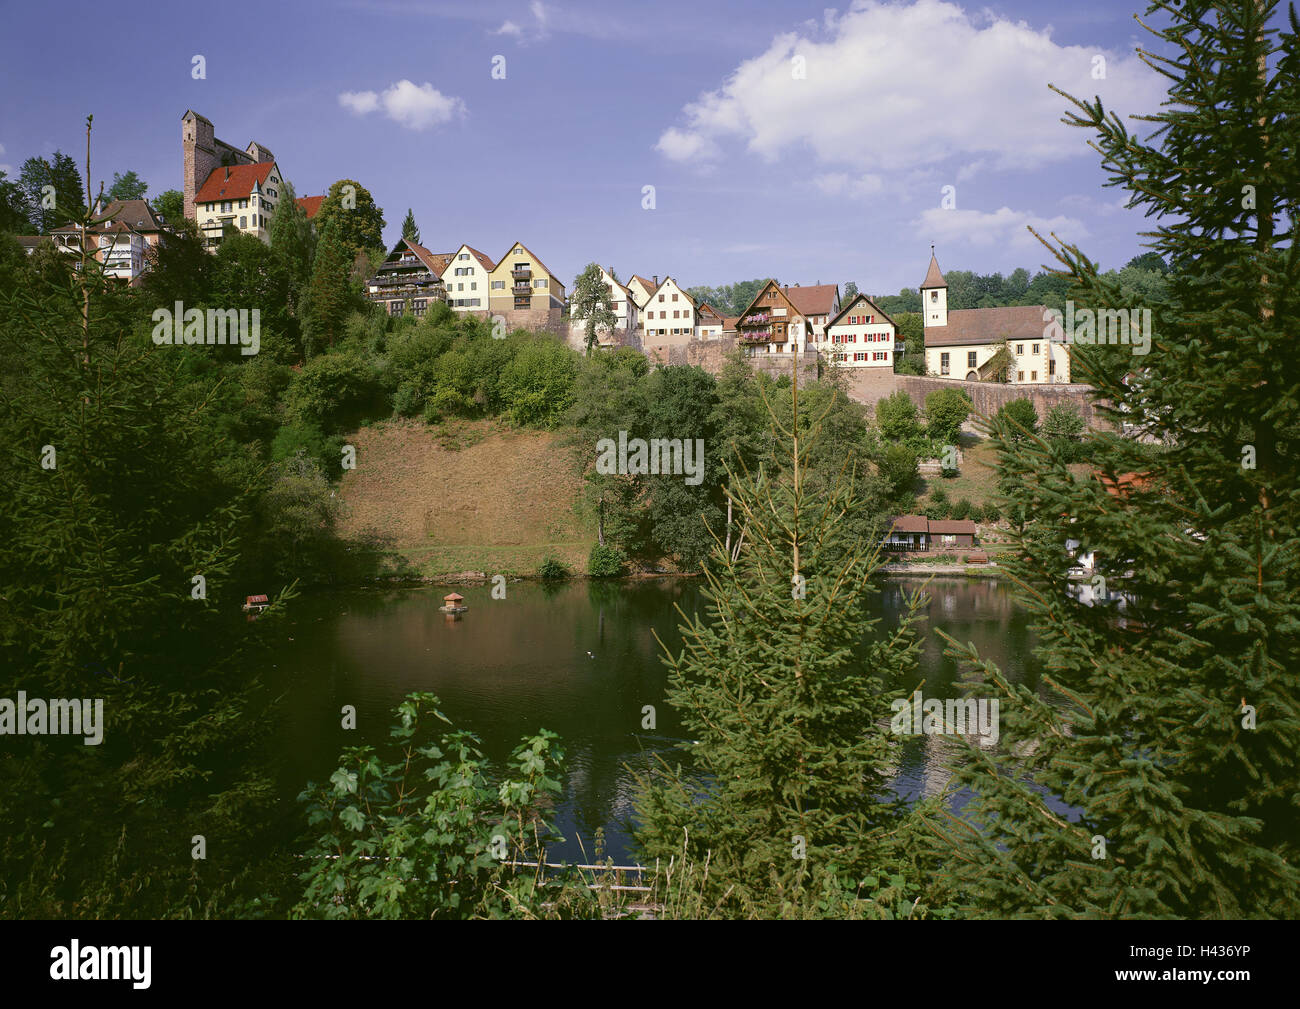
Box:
[921,0,1300,918]
[633,363,928,915]
[301,216,355,356]
[401,207,420,245]
[0,117,291,917]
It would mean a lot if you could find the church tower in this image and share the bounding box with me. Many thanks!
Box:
[920,246,948,329]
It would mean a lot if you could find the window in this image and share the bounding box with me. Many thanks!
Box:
[413,299,427,317]
[515,247,523,255]
[1017,371,1025,382]
[459,253,469,260]
[854,352,866,361]
[658,294,665,302]
[239,216,246,228]
[1016,344,1024,354]
[239,199,248,209]
[492,280,505,289]
[470,282,476,290]
[1049,359,1056,375]
[389,301,403,317]
[672,293,678,301]
[968,351,977,368]
[673,310,680,319]
[1032,343,1040,355]
[930,291,938,302]
[1031,371,1038,381]
[457,283,463,291]
[252,214,259,227]
[873,352,887,361]
[221,201,232,213]
[941,352,950,375]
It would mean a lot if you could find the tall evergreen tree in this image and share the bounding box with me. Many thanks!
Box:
[301,216,355,356]
[0,119,290,917]
[269,179,316,325]
[633,365,928,915]
[105,169,147,203]
[921,0,1300,918]
[401,207,420,245]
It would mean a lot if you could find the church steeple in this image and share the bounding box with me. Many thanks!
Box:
[920,245,948,328]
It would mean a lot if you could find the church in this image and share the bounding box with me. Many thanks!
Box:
[920,250,1071,384]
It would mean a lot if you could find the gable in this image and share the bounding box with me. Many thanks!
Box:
[828,293,897,331]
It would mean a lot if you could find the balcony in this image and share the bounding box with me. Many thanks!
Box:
[738,314,772,327]
[512,283,532,295]
[372,271,438,287]
[511,267,531,279]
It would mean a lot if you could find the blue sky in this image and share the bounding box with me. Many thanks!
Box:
[1,0,1184,295]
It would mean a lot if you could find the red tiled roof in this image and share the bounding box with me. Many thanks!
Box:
[697,301,724,322]
[924,306,1050,347]
[929,519,977,535]
[781,283,838,317]
[297,195,325,219]
[723,317,740,330]
[193,162,276,204]
[890,515,930,533]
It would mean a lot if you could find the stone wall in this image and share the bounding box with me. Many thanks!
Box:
[843,369,1104,427]
[643,336,817,384]
[497,305,564,336]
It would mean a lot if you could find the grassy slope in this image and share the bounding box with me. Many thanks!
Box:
[337,417,592,578]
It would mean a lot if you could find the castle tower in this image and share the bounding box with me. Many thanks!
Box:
[182,110,217,221]
[920,245,948,329]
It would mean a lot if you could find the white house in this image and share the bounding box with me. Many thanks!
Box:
[627,274,659,310]
[824,292,898,368]
[641,276,696,345]
[440,244,496,313]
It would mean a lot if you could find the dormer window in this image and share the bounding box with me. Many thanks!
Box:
[930,290,938,302]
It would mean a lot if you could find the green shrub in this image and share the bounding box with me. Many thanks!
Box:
[271,421,346,477]
[538,556,570,580]
[930,485,949,505]
[286,349,381,433]
[924,499,951,520]
[968,503,986,523]
[951,498,972,520]
[588,544,626,577]
[982,502,1001,522]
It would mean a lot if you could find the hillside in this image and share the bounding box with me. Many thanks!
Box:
[337,418,593,578]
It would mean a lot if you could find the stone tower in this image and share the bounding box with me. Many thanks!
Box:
[181,110,275,220]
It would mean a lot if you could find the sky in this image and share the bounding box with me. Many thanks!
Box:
[0,0,1188,295]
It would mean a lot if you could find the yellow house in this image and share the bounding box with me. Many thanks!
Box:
[193,161,285,250]
[488,241,565,315]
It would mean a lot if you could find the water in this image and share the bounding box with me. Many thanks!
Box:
[266,575,1046,862]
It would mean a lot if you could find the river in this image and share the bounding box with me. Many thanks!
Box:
[266,575,1046,863]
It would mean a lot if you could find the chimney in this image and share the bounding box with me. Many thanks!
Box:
[224,166,231,180]
[653,275,658,288]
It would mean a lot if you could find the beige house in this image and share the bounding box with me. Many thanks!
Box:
[488,241,565,319]
[921,250,1070,383]
[627,274,659,310]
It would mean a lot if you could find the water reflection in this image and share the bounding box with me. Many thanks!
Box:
[267,576,1045,862]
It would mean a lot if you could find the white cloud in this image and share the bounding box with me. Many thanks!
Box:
[339,90,380,115]
[916,206,1088,250]
[492,1,551,43]
[655,0,1165,175]
[654,127,720,162]
[338,80,467,131]
[812,172,884,198]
